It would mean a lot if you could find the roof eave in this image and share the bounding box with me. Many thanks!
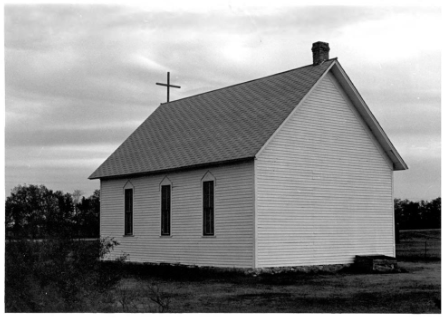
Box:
[88,156,255,180]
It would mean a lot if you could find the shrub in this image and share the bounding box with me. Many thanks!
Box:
[5,236,120,312]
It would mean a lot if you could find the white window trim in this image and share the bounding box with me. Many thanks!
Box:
[200,170,216,186]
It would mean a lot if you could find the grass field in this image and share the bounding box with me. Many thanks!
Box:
[5,229,441,313]
[107,261,440,313]
[98,229,441,313]
[397,229,441,261]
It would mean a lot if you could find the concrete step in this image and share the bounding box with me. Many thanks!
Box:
[354,255,397,273]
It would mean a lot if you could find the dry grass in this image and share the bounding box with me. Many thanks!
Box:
[7,229,440,313]
[107,260,440,313]
[397,229,441,261]
[102,229,441,313]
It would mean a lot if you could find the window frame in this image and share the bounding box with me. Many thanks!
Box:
[161,184,171,236]
[202,180,214,236]
[124,188,133,236]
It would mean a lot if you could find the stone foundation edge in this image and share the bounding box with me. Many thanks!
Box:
[101,259,354,275]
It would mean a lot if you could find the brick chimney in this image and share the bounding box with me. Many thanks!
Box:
[312,41,330,65]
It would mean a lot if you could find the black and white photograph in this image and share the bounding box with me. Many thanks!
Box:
[4,0,442,313]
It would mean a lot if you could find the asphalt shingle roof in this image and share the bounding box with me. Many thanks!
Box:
[89,59,335,179]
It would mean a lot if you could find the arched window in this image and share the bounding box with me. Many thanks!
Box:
[201,171,216,236]
[159,176,172,236]
[123,180,134,236]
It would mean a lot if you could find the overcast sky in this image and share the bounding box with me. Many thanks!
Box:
[4,2,442,200]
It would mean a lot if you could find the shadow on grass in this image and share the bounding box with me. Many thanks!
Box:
[106,261,347,287]
[224,290,440,313]
[396,256,441,263]
[111,261,411,287]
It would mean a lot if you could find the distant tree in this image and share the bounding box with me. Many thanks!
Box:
[74,190,100,238]
[394,199,403,243]
[395,197,441,231]
[6,185,74,238]
[422,197,441,229]
[6,185,100,239]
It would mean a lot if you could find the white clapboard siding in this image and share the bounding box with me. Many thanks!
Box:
[100,161,254,268]
[256,70,394,268]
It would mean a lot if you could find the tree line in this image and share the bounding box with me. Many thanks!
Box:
[6,184,99,238]
[5,184,441,239]
[395,197,441,230]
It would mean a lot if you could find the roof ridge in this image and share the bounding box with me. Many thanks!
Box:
[161,58,338,106]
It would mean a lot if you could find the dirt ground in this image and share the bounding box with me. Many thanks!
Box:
[91,229,442,313]
[109,260,440,313]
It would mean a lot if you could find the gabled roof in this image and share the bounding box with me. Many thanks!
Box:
[89,59,335,179]
[89,58,407,180]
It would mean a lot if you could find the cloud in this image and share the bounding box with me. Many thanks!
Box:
[338,7,441,62]
[4,4,441,199]
[394,155,441,200]
[6,164,101,195]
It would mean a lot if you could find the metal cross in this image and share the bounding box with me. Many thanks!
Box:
[156,72,181,103]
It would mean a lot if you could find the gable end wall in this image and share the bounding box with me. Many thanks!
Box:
[256,71,394,267]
